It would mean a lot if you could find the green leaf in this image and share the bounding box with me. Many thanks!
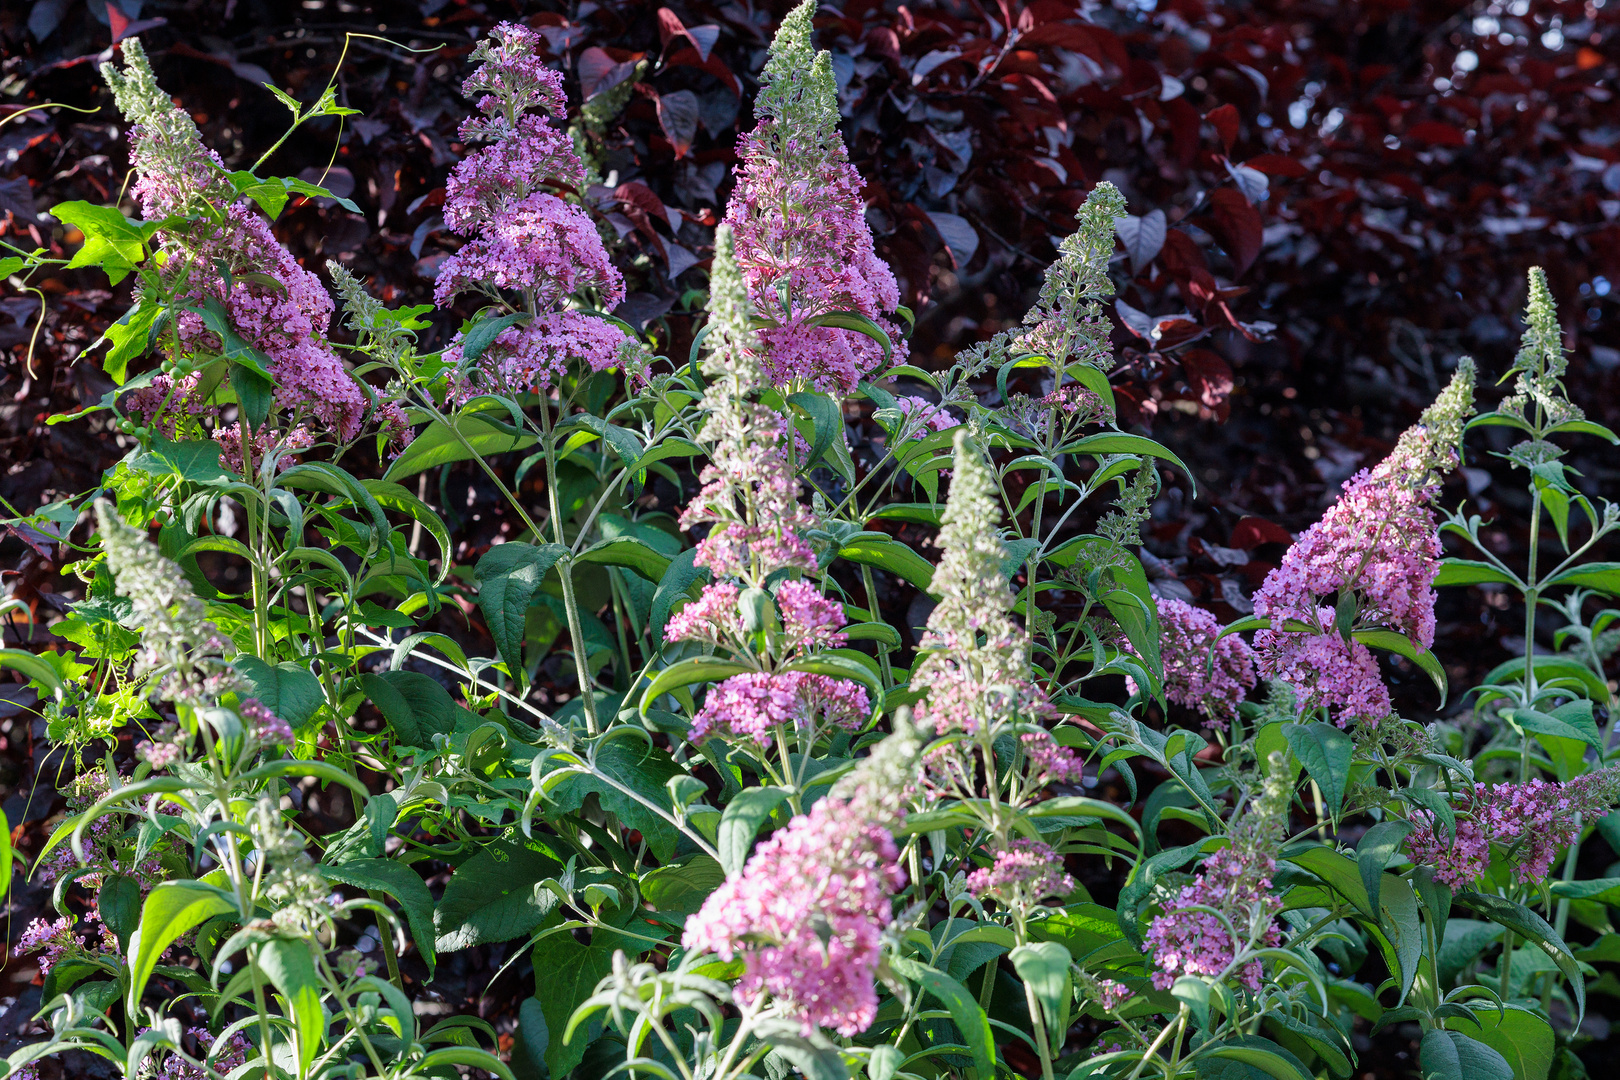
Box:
[1377,874,1422,1005]
[51,200,147,283]
[460,313,528,363]
[359,670,459,749]
[1282,723,1353,819]
[1010,942,1072,1052]
[434,830,564,952]
[768,1036,852,1080]
[127,882,238,1015]
[1283,846,1373,919]
[887,956,996,1079]
[1357,820,1413,914]
[545,740,688,862]
[320,858,437,978]
[384,410,538,481]
[1101,555,1161,697]
[837,537,937,595]
[1510,704,1603,753]
[1435,559,1520,588]
[0,648,64,697]
[233,657,324,729]
[99,300,161,384]
[576,536,671,583]
[1452,891,1583,1023]
[1199,1036,1314,1080]
[640,657,755,716]
[1351,629,1447,706]
[639,854,724,916]
[804,309,893,362]
[363,479,454,582]
[474,542,568,678]
[565,414,645,470]
[1477,655,1610,701]
[420,1047,517,1080]
[787,390,843,471]
[718,786,789,878]
[1420,1029,1513,1080]
[650,548,709,645]
[130,436,231,484]
[1547,559,1620,594]
[256,937,324,1077]
[99,874,142,953]
[1060,431,1195,492]
[530,921,627,1078]
[1442,1005,1553,1080]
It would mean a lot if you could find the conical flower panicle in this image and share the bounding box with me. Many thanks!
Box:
[1501,267,1583,429]
[95,500,244,705]
[724,0,902,393]
[1252,364,1475,726]
[437,22,626,399]
[913,434,1052,734]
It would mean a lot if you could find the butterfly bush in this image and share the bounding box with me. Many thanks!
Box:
[1147,595,1257,729]
[1142,761,1290,992]
[102,42,410,467]
[1253,362,1475,725]
[682,723,919,1035]
[667,226,868,750]
[726,0,902,393]
[1406,769,1620,887]
[436,22,626,398]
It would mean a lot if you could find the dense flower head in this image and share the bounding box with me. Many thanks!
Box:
[17,916,80,976]
[102,43,416,458]
[1252,365,1474,726]
[966,838,1076,910]
[1020,731,1086,786]
[96,501,244,705]
[1144,762,1289,991]
[437,23,625,394]
[1153,596,1258,729]
[148,1027,252,1080]
[682,796,903,1035]
[1406,769,1620,888]
[681,723,919,1035]
[914,433,1053,735]
[724,1,902,393]
[893,395,956,437]
[240,697,293,745]
[776,580,848,654]
[1143,843,1281,992]
[435,192,623,308]
[690,671,868,744]
[683,227,819,580]
[445,310,625,400]
[665,583,743,647]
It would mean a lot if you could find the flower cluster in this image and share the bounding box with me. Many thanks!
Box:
[103,42,401,463]
[690,671,868,745]
[913,433,1054,735]
[1143,761,1289,991]
[151,1027,251,1080]
[1406,768,1620,887]
[17,916,84,976]
[1251,363,1474,726]
[724,0,902,393]
[682,724,919,1035]
[436,22,625,397]
[678,226,818,582]
[1154,596,1257,729]
[965,838,1076,912]
[96,500,244,705]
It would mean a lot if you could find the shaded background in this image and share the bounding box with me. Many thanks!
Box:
[2,0,1620,1074]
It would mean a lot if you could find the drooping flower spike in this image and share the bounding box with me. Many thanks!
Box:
[1251,361,1475,726]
